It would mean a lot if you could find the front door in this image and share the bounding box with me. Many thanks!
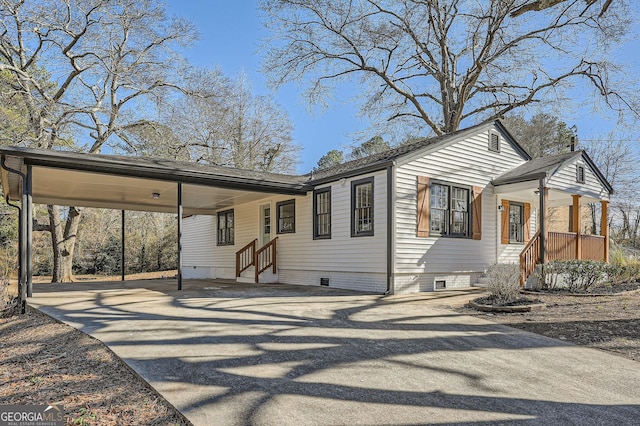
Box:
[260,203,271,247]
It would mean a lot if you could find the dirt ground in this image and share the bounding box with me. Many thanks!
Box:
[0,307,190,425]
[456,288,640,362]
[1,271,188,425]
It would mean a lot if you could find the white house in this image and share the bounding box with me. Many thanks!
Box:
[182,120,613,294]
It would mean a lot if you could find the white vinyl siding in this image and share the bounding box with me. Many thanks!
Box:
[277,171,387,277]
[181,171,387,291]
[394,126,527,286]
[546,157,609,200]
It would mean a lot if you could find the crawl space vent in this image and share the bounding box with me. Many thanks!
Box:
[435,280,447,290]
[320,278,330,286]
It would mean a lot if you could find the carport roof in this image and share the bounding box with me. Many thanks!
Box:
[0,146,310,214]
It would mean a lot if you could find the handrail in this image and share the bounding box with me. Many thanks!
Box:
[519,230,541,287]
[255,237,278,283]
[235,239,257,277]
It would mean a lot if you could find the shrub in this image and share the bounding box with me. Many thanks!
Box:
[608,249,640,285]
[539,260,608,292]
[486,263,521,304]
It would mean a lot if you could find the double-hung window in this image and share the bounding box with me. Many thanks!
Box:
[217,209,234,245]
[276,200,296,234]
[351,178,374,236]
[313,188,331,239]
[429,182,470,237]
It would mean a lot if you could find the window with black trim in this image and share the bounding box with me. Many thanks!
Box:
[351,178,374,236]
[576,164,585,183]
[429,181,470,237]
[488,132,500,152]
[509,202,524,243]
[313,188,331,239]
[276,199,295,233]
[217,209,234,246]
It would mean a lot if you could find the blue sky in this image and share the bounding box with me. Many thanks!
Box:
[166,1,639,173]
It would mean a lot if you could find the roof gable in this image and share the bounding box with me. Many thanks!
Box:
[492,150,613,195]
[308,120,530,185]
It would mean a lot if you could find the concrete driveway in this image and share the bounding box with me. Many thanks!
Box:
[29,279,640,425]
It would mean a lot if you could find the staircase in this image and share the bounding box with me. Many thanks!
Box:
[235,237,278,283]
[519,230,541,287]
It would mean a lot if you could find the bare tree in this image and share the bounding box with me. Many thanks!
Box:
[261,0,637,137]
[510,0,616,18]
[161,69,301,173]
[0,0,196,281]
[582,135,639,242]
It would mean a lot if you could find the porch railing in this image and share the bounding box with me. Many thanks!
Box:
[581,234,606,261]
[255,237,278,283]
[236,239,257,277]
[519,231,607,286]
[547,232,577,261]
[519,230,540,286]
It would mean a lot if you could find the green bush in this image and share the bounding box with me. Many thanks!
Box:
[486,263,521,304]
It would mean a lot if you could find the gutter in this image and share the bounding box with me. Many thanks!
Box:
[385,161,396,295]
[307,160,393,187]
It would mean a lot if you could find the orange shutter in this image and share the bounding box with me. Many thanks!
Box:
[501,199,510,244]
[523,202,531,243]
[417,176,430,237]
[472,186,482,240]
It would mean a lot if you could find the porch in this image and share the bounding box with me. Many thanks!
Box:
[491,151,613,286]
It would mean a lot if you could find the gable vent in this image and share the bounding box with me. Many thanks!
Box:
[576,165,585,183]
[489,133,500,152]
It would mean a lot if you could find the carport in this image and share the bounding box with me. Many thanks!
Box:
[0,146,308,311]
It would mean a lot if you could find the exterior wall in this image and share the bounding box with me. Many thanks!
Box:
[547,205,594,234]
[182,170,388,293]
[394,125,527,291]
[547,156,609,200]
[497,200,538,264]
[182,215,217,279]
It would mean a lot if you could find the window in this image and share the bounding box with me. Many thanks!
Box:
[429,182,470,237]
[509,202,524,243]
[489,132,500,152]
[217,209,234,246]
[351,178,374,236]
[576,164,585,183]
[276,200,295,233]
[313,188,331,239]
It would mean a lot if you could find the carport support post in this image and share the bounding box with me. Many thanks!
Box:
[121,210,125,281]
[177,182,183,291]
[26,165,33,298]
[538,178,547,264]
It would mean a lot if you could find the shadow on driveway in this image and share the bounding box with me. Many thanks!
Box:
[29,279,640,425]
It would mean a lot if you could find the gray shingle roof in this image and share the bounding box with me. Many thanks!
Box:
[492,151,582,185]
[307,120,526,184]
[492,150,614,194]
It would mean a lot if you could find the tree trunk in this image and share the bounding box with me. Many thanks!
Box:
[48,205,82,282]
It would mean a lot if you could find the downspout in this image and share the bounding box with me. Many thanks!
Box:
[1,154,26,313]
[385,161,397,295]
